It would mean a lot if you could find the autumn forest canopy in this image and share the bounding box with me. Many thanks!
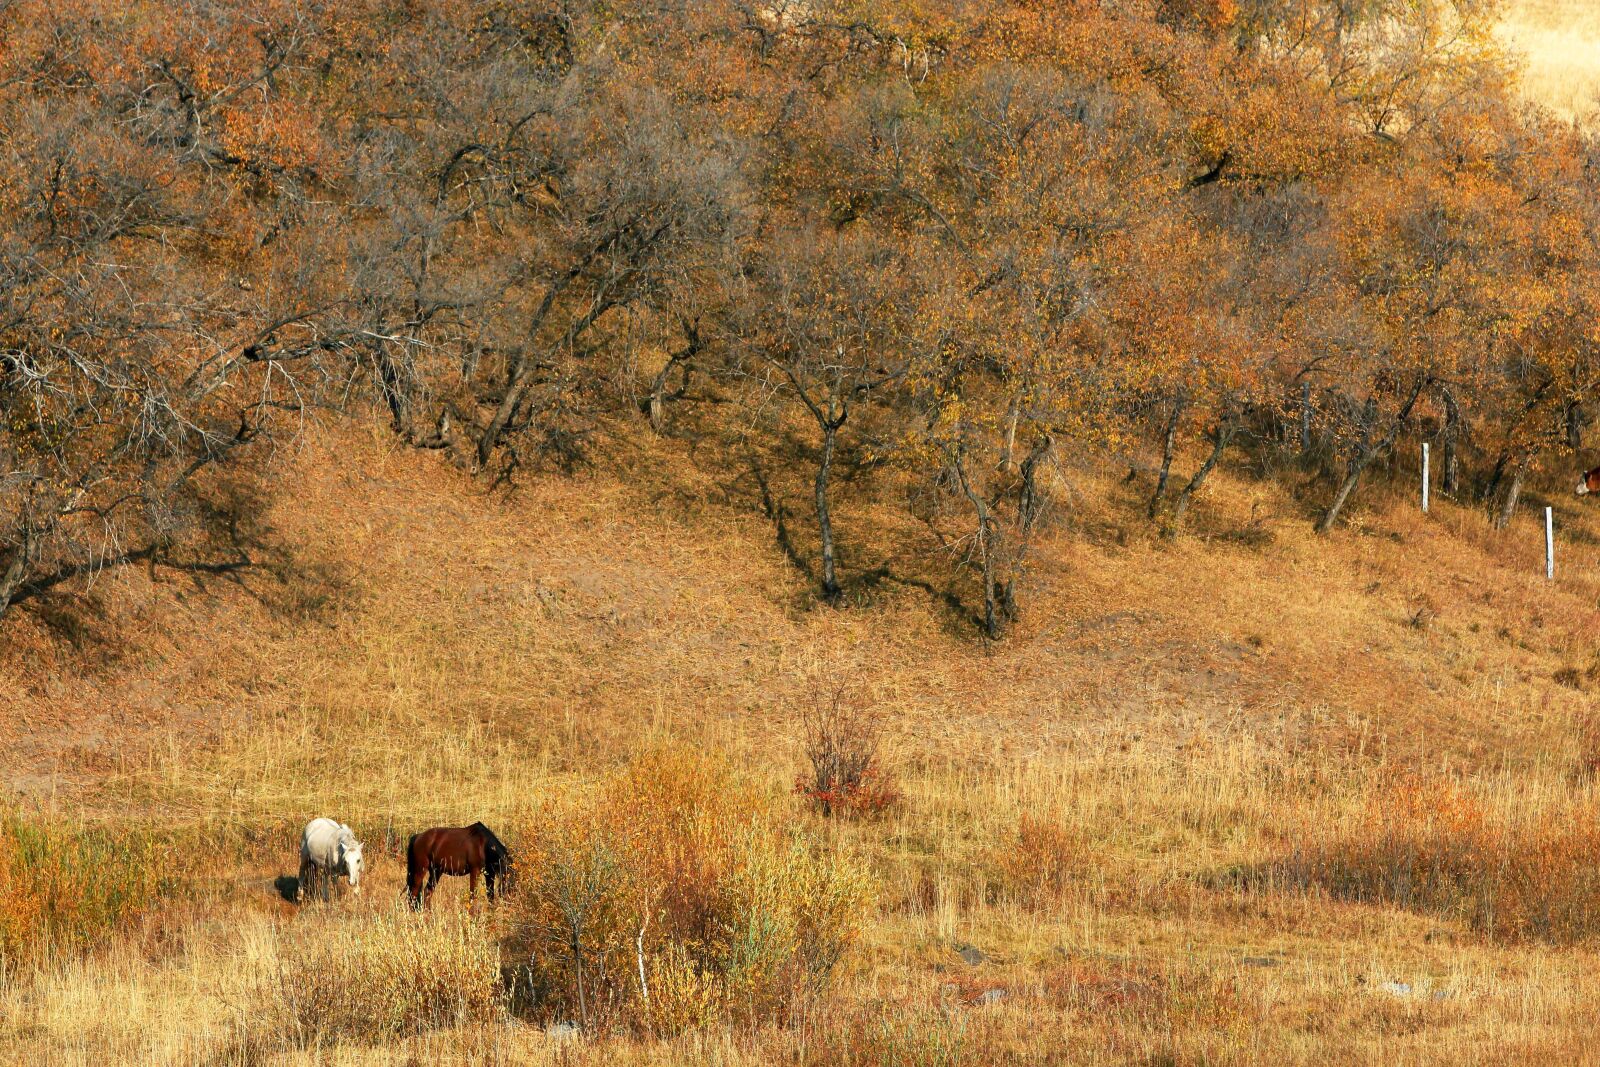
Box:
[2,0,1597,638]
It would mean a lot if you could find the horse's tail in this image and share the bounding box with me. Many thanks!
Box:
[404,833,425,907]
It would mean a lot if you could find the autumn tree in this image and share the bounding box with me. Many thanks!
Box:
[736,233,913,603]
[885,55,1180,635]
[5,0,1600,639]
[0,0,367,620]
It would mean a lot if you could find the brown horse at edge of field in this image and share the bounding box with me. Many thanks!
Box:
[405,822,512,909]
[1577,467,1600,496]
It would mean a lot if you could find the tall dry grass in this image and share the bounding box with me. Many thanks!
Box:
[245,907,507,1045]
[8,745,1600,1064]
[1276,773,1600,943]
[1502,0,1600,119]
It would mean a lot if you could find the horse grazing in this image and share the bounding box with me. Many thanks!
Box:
[406,823,512,909]
[1578,467,1600,496]
[298,818,365,903]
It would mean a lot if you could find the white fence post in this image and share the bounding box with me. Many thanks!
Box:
[1421,442,1430,514]
[1546,506,1555,581]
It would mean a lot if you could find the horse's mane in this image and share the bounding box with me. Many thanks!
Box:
[469,821,510,867]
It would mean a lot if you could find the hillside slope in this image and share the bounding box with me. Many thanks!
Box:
[5,417,1600,1063]
[4,417,1597,811]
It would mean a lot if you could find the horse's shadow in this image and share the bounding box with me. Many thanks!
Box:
[273,875,301,903]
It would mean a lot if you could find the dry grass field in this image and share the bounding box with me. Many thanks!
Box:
[8,416,1600,1064]
[1502,0,1600,118]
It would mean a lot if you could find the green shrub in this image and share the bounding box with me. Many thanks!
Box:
[0,811,162,966]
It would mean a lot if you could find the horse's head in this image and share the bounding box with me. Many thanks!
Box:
[1580,467,1600,496]
[482,833,514,892]
[340,834,365,894]
[496,851,516,894]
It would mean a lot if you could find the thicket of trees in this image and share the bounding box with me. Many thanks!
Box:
[3,0,1598,636]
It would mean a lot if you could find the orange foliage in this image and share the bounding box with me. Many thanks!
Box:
[1286,774,1600,942]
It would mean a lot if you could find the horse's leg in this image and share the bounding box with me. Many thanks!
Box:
[407,850,426,909]
[486,869,496,904]
[425,867,440,908]
[468,866,480,912]
[297,857,312,903]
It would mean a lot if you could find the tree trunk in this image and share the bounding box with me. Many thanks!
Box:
[646,357,683,433]
[1316,453,1371,534]
[1149,393,1185,520]
[1167,422,1235,532]
[952,451,1001,640]
[816,422,841,603]
[373,341,409,432]
[0,535,29,621]
[1000,435,1053,622]
[478,369,533,470]
[646,323,699,433]
[1495,460,1524,530]
[979,538,999,639]
[1441,387,1461,495]
[1482,449,1508,505]
[977,521,999,640]
[1299,379,1312,455]
[1315,375,1428,534]
[476,269,615,468]
[1001,400,1020,473]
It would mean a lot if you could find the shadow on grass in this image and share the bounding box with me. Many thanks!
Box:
[1206,820,1600,946]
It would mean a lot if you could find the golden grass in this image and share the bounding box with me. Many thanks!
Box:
[7,418,1600,1061]
[1501,0,1600,120]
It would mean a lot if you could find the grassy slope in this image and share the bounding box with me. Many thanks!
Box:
[5,416,1600,1063]
[1502,0,1600,118]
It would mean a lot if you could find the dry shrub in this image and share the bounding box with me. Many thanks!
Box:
[639,940,723,1035]
[1554,665,1584,690]
[795,686,899,818]
[1041,958,1245,1039]
[508,744,873,1036]
[989,813,1083,907]
[251,908,505,1045]
[1281,774,1600,942]
[0,811,161,966]
[798,1003,967,1066]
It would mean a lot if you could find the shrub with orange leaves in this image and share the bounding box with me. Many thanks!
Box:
[0,811,161,966]
[1281,774,1600,942]
[506,745,873,1035]
[990,813,1084,907]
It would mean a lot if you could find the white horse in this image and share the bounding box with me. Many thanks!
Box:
[298,818,365,903]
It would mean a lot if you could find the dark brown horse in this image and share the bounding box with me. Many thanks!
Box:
[406,822,512,908]
[1578,467,1600,496]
